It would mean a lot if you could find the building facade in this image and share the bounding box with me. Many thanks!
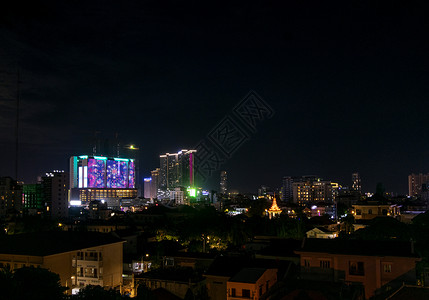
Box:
[43,171,69,219]
[0,176,22,217]
[227,268,277,300]
[292,177,339,205]
[296,239,420,299]
[352,172,362,193]
[69,155,137,206]
[0,232,124,295]
[408,173,429,197]
[220,171,228,194]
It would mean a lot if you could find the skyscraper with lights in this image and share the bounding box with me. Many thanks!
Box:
[69,155,137,205]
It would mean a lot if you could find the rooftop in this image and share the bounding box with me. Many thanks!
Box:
[297,238,419,258]
[0,231,124,256]
[229,268,269,283]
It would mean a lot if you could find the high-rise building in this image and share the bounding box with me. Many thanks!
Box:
[352,172,362,193]
[220,171,227,194]
[159,149,196,192]
[143,177,157,200]
[23,183,44,214]
[151,168,160,199]
[69,155,137,205]
[408,173,429,197]
[292,177,337,206]
[281,176,295,202]
[0,177,22,217]
[42,171,69,219]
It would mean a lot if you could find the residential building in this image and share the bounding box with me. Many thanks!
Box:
[306,227,339,239]
[150,168,160,199]
[295,239,420,299]
[143,178,152,199]
[293,177,338,205]
[134,267,206,299]
[158,150,196,199]
[352,172,362,194]
[0,231,124,295]
[281,176,294,202]
[220,171,227,194]
[408,173,429,197]
[0,176,22,217]
[42,170,69,219]
[23,183,44,214]
[227,268,277,300]
[352,202,400,220]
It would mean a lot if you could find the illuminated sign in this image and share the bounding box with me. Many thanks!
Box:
[107,160,128,188]
[187,188,196,197]
[88,158,106,188]
[128,160,135,188]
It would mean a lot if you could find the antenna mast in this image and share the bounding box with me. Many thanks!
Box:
[15,70,20,180]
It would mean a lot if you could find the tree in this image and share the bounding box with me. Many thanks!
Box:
[72,285,123,300]
[136,284,155,300]
[11,266,67,300]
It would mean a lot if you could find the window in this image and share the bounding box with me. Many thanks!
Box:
[383,264,392,273]
[304,259,310,268]
[259,285,263,296]
[242,289,251,298]
[349,261,365,276]
[231,288,236,297]
[368,209,372,214]
[320,260,331,269]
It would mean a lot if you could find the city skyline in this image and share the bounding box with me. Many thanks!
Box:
[1,1,428,194]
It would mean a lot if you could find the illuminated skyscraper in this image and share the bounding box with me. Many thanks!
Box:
[151,168,160,198]
[220,171,227,194]
[42,170,69,219]
[0,177,22,217]
[159,149,196,191]
[292,177,337,206]
[408,173,429,196]
[144,178,152,199]
[351,172,362,193]
[69,155,137,205]
[281,176,294,202]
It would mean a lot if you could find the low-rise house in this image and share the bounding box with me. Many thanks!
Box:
[134,267,206,299]
[352,202,400,220]
[0,231,124,295]
[295,239,420,299]
[306,227,338,239]
[227,267,277,300]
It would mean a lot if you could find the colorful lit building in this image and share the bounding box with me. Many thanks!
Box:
[69,155,137,206]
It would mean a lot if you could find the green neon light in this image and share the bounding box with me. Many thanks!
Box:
[114,158,129,162]
[79,155,88,159]
[187,188,196,197]
[94,156,107,160]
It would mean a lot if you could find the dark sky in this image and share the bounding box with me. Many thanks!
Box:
[0,0,428,194]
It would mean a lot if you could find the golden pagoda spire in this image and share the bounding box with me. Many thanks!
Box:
[267,193,282,219]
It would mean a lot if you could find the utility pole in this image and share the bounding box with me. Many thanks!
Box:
[15,70,20,181]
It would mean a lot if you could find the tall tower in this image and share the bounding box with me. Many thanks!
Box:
[159,150,196,191]
[352,173,361,194]
[220,171,227,194]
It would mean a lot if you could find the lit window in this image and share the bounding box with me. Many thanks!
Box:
[349,261,365,275]
[383,264,392,273]
[320,260,331,269]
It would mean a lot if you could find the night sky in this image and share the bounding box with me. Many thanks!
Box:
[1,0,428,194]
